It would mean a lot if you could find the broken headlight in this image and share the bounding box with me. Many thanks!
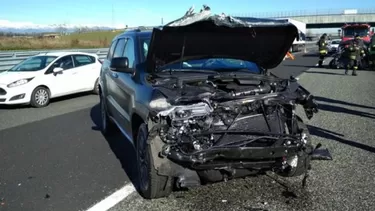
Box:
[149,90,171,111]
[175,109,192,118]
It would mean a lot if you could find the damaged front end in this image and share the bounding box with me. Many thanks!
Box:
[142,6,332,187]
[147,75,331,185]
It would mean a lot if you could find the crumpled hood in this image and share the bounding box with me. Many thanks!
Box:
[0,71,38,85]
[146,5,299,72]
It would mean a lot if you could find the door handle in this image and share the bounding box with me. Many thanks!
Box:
[111,72,118,78]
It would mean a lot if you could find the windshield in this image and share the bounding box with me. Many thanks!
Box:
[159,58,261,74]
[331,40,341,44]
[343,27,369,37]
[8,56,57,72]
[139,34,260,74]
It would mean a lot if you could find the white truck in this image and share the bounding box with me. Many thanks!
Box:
[275,18,307,52]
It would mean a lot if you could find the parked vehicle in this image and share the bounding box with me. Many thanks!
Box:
[275,18,307,52]
[340,23,373,42]
[0,52,102,107]
[328,39,341,53]
[99,7,332,199]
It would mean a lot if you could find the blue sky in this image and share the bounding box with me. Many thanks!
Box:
[0,0,374,27]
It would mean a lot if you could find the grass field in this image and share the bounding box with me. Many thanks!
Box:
[0,30,123,51]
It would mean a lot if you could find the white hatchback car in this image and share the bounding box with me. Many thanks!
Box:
[0,52,102,107]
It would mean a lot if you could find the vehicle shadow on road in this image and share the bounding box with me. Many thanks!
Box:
[307,125,375,153]
[283,64,318,69]
[280,65,346,75]
[302,70,345,75]
[0,104,29,109]
[302,53,334,57]
[318,103,375,120]
[90,104,140,191]
[302,53,318,57]
[315,96,375,110]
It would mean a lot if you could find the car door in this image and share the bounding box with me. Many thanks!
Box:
[110,37,137,140]
[101,39,117,116]
[45,55,78,97]
[71,54,98,90]
[103,38,129,133]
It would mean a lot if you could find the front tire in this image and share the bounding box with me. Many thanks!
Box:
[277,119,312,177]
[30,87,50,108]
[136,123,173,199]
[329,59,339,69]
[93,78,99,95]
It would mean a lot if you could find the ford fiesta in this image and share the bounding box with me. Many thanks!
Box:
[0,52,102,107]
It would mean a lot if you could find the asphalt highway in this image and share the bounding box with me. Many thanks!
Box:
[3,51,374,211]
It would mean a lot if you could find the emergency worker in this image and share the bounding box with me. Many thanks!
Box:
[368,34,375,70]
[317,33,328,67]
[354,34,365,69]
[342,36,360,76]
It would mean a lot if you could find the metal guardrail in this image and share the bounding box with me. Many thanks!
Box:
[0,48,109,72]
[0,42,317,72]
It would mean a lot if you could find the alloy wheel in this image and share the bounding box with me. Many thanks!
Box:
[34,89,49,106]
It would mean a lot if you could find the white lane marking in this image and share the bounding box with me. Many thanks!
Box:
[85,183,136,211]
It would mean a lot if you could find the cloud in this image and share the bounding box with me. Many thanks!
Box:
[0,19,126,29]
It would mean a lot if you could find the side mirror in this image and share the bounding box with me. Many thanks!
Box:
[110,57,132,73]
[53,67,64,73]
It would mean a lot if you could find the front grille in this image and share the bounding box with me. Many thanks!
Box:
[0,88,6,96]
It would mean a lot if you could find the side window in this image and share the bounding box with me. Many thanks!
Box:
[113,38,126,58]
[122,38,135,68]
[107,40,117,60]
[52,56,74,70]
[73,55,95,67]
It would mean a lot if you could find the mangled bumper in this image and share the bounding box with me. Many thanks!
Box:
[166,145,307,170]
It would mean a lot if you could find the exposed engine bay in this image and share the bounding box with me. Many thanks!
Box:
[148,74,321,178]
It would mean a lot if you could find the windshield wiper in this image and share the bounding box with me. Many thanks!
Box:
[212,68,259,73]
[159,68,220,75]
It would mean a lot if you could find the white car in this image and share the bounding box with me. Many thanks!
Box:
[0,52,102,108]
[328,39,341,53]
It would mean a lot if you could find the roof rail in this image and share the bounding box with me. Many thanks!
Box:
[125,25,163,32]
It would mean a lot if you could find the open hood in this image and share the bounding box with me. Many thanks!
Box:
[146,5,299,72]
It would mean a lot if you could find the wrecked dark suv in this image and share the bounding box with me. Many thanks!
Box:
[98,8,331,199]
